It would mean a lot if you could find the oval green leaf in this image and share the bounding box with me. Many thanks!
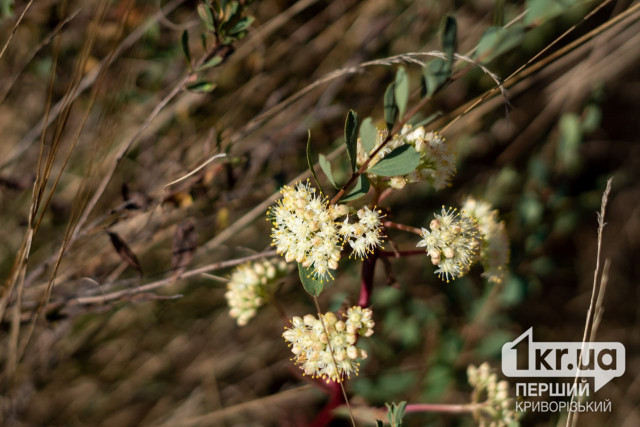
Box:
[181,30,191,69]
[298,263,325,297]
[359,117,377,153]
[367,145,420,177]
[196,55,223,71]
[319,154,338,188]
[384,82,398,131]
[394,66,409,119]
[474,26,524,62]
[441,16,457,68]
[422,58,450,97]
[344,110,359,172]
[187,81,216,93]
[341,174,370,202]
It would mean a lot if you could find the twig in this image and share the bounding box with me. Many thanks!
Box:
[69,250,278,306]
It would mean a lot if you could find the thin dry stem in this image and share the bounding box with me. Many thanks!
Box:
[566,177,613,427]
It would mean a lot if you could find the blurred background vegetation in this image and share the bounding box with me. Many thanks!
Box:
[0,0,638,425]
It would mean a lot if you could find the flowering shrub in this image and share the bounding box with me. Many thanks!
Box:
[223,12,516,426]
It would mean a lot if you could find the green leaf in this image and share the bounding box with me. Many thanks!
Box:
[475,26,525,62]
[229,16,255,35]
[306,130,324,194]
[341,174,370,202]
[386,401,407,427]
[525,0,580,25]
[422,58,450,97]
[344,110,359,172]
[383,82,398,131]
[367,145,420,176]
[186,81,216,92]
[394,66,409,119]
[319,154,338,188]
[181,30,191,69]
[359,117,377,153]
[200,33,207,50]
[197,3,215,31]
[211,0,221,15]
[298,263,325,297]
[196,55,223,71]
[441,16,457,68]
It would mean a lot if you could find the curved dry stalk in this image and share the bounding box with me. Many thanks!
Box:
[165,153,227,187]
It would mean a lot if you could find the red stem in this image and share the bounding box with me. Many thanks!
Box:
[358,251,378,308]
[310,381,344,427]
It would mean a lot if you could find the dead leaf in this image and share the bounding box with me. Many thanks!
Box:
[107,231,143,277]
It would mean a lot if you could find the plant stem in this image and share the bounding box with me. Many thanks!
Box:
[358,251,378,308]
[384,220,422,235]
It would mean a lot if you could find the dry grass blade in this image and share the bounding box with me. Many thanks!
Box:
[0,0,34,62]
[566,177,613,427]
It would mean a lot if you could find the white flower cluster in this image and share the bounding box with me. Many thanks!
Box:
[341,206,385,259]
[283,306,374,383]
[417,206,481,282]
[269,181,384,280]
[461,197,510,284]
[225,259,289,326]
[405,126,456,190]
[467,363,519,427]
[356,125,456,190]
